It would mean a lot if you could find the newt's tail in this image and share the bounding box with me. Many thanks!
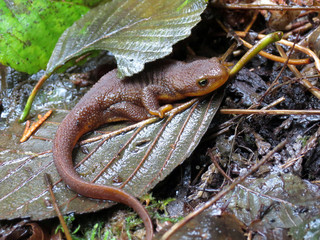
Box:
[52,114,153,239]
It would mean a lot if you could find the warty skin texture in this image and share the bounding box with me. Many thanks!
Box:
[53,58,229,239]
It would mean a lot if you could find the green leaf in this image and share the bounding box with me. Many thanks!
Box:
[46,0,207,78]
[0,0,92,74]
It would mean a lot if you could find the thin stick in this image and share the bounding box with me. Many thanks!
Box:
[276,44,320,100]
[235,31,320,72]
[20,110,53,142]
[244,11,259,33]
[22,120,31,137]
[239,38,310,65]
[220,109,320,115]
[44,174,72,240]
[229,32,283,77]
[223,4,320,11]
[207,150,233,182]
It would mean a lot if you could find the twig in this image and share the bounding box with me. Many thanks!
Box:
[281,124,320,169]
[207,150,232,182]
[235,31,320,72]
[220,109,320,115]
[20,110,53,143]
[44,174,72,240]
[239,37,310,65]
[276,44,320,99]
[229,32,283,77]
[22,120,31,137]
[223,4,320,11]
[245,11,259,33]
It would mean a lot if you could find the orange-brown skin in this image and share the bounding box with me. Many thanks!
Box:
[52,58,229,240]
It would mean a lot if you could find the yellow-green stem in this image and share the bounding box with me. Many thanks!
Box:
[229,31,283,78]
[19,73,50,122]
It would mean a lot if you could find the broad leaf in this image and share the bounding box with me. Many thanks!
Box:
[0,0,94,74]
[214,173,320,238]
[46,0,208,78]
[0,92,223,220]
[163,212,246,239]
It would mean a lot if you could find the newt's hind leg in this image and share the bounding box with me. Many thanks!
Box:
[109,102,151,122]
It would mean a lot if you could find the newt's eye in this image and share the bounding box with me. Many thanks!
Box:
[198,78,208,87]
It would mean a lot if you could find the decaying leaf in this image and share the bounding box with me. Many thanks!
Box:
[213,172,320,238]
[289,217,320,240]
[157,212,246,240]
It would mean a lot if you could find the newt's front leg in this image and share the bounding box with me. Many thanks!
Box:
[142,85,173,118]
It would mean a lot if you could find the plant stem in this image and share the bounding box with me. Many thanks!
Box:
[229,31,283,78]
[19,73,50,122]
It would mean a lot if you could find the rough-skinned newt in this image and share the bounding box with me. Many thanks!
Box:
[52,58,229,239]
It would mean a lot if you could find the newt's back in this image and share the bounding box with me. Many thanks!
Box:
[53,57,229,240]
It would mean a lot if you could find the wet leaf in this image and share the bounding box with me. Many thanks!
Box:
[0,0,92,74]
[213,173,320,238]
[46,0,207,78]
[156,212,246,240]
[0,92,223,220]
[289,217,320,240]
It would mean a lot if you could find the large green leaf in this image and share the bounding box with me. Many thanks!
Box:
[46,0,208,78]
[0,0,94,74]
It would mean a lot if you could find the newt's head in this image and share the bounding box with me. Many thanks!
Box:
[171,58,229,98]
